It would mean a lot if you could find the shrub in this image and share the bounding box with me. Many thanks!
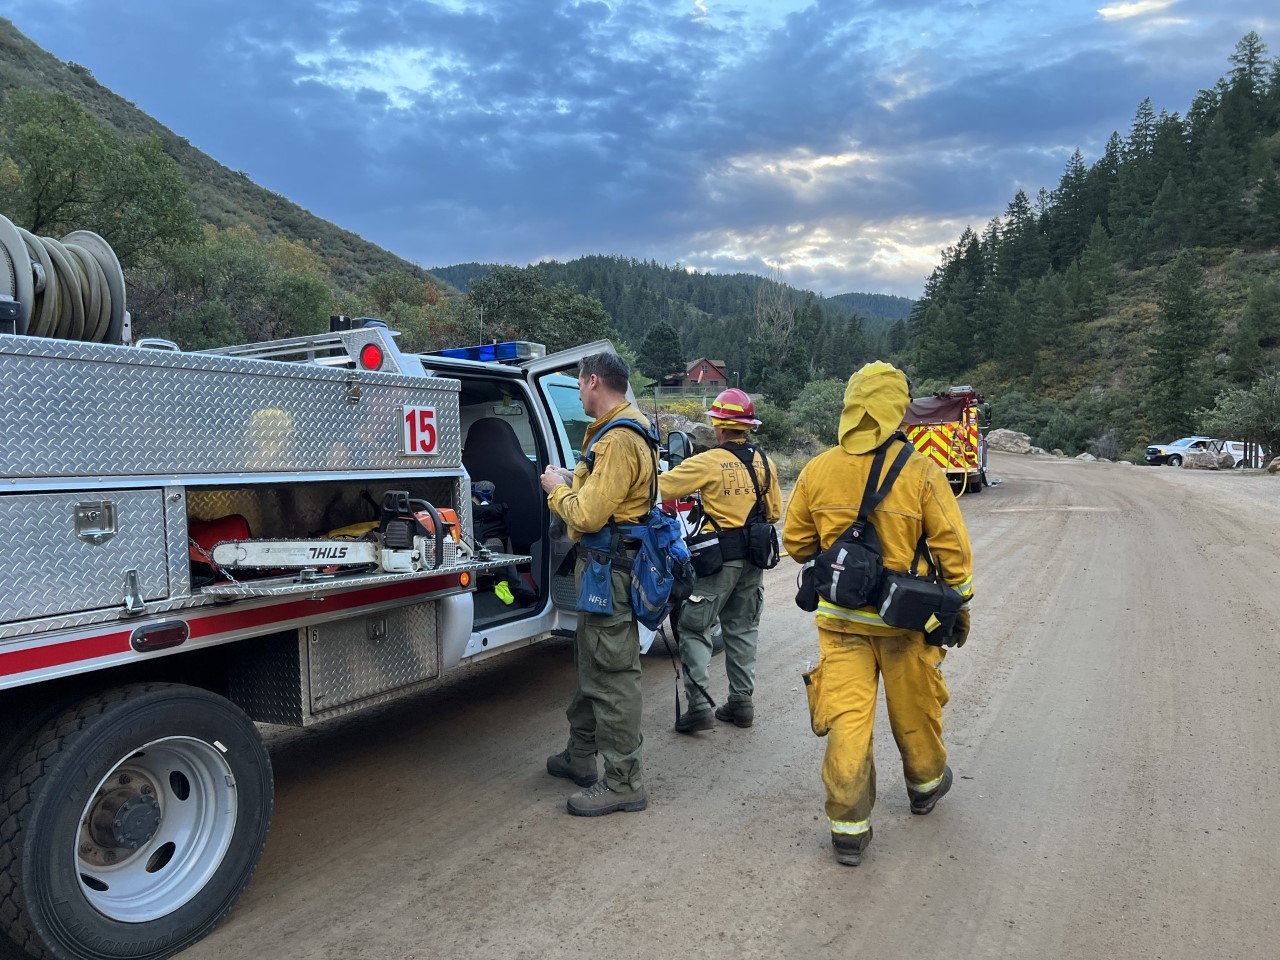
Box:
[788,379,845,446]
[752,400,795,449]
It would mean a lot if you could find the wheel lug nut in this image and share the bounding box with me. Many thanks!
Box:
[79,844,93,855]
[119,774,132,785]
[140,785,153,796]
[104,851,117,863]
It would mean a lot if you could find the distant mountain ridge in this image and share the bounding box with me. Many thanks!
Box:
[431,257,915,333]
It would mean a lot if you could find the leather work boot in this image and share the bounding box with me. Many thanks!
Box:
[831,826,873,866]
[714,699,755,728]
[546,749,597,787]
[908,764,954,815]
[674,706,714,733]
[566,780,649,817]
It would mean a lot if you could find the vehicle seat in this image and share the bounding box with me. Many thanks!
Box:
[463,418,543,554]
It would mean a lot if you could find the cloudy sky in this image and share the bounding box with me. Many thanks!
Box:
[7,1,1279,298]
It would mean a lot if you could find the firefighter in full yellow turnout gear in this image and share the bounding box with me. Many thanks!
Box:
[658,388,782,732]
[783,362,973,866]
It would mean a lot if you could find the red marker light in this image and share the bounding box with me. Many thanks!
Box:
[459,571,471,587]
[131,620,189,652]
[359,343,384,370]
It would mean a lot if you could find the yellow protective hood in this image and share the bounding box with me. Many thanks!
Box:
[838,362,910,454]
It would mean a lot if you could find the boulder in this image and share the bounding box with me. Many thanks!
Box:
[1185,450,1235,470]
[656,414,715,452]
[1051,449,1065,457]
[1028,445,1047,455]
[1268,457,1280,474]
[987,428,1032,454]
[1075,452,1097,462]
[1117,460,1133,466]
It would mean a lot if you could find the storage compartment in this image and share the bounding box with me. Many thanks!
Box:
[0,489,170,624]
[229,602,440,726]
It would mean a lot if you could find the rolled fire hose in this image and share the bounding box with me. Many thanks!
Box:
[0,212,128,344]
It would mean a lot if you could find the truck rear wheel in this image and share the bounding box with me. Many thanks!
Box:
[0,684,272,960]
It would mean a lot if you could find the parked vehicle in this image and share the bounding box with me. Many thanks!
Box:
[1145,436,1266,468]
[1145,436,1215,467]
[903,386,990,494]
[0,303,670,960]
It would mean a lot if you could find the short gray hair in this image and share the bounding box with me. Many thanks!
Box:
[578,352,630,393]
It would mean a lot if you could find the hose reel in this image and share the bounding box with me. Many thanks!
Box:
[0,212,129,344]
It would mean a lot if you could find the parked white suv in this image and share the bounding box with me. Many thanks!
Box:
[1145,436,1267,468]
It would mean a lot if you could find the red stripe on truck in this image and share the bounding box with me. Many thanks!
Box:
[1,573,463,680]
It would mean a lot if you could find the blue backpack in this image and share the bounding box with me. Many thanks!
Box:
[578,418,696,630]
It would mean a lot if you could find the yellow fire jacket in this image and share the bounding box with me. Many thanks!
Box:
[783,363,973,634]
[548,401,655,541]
[658,438,783,529]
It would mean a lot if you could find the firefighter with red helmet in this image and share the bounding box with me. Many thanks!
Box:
[658,388,782,732]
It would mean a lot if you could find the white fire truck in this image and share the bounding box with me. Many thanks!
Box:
[0,288,631,957]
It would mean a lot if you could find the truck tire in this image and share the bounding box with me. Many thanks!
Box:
[0,684,272,960]
[1168,454,1182,467]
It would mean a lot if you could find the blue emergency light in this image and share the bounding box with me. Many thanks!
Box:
[432,341,547,362]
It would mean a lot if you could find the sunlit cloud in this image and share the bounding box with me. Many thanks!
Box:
[1097,0,1179,21]
[294,44,467,110]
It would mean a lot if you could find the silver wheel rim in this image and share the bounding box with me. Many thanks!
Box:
[76,737,238,923]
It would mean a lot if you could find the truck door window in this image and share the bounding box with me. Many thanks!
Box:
[538,372,591,463]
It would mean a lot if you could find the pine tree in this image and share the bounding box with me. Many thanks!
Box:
[637,320,684,380]
[1145,251,1216,435]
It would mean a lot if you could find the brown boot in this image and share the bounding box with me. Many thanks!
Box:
[674,707,713,733]
[546,749,597,787]
[908,765,953,815]
[566,780,649,817]
[831,826,872,866]
[714,699,754,727]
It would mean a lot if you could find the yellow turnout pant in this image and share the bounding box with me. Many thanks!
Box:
[810,624,950,834]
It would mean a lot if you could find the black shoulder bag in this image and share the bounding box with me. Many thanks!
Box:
[794,436,913,612]
[724,441,780,570]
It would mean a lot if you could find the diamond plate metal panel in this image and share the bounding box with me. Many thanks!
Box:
[0,490,169,623]
[0,335,461,481]
[307,602,439,715]
[228,631,307,726]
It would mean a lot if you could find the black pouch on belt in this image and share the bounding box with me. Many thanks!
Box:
[878,538,964,644]
[683,501,725,578]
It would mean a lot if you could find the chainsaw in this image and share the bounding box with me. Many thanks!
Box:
[210,492,460,575]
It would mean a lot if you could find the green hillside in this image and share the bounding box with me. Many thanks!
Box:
[0,17,439,294]
[904,31,1280,458]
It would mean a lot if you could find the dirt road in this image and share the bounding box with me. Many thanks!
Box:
[31,451,1280,960]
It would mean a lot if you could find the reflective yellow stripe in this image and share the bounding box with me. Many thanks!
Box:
[909,773,944,793]
[716,401,746,413]
[955,575,974,598]
[830,817,870,835]
[817,598,886,626]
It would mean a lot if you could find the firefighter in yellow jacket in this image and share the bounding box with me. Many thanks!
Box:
[783,362,973,866]
[658,388,782,732]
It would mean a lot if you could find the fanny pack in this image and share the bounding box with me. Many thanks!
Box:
[879,539,965,644]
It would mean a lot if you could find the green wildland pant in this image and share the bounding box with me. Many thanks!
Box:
[566,558,643,790]
[678,559,764,711]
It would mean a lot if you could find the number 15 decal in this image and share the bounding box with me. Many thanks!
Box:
[403,406,439,455]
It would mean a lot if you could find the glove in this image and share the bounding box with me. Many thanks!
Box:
[942,606,970,648]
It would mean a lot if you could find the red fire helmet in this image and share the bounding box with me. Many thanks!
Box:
[708,387,761,428]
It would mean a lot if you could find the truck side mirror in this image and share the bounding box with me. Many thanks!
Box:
[666,430,693,468]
